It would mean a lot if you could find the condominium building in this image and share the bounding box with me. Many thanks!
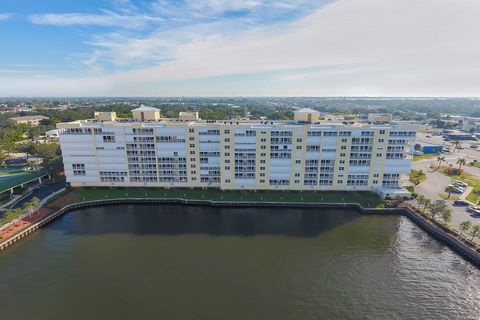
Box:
[57,107,417,198]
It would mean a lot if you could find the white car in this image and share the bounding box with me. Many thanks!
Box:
[469,208,480,215]
[453,180,468,187]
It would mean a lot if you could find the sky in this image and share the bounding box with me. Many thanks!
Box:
[0,0,479,97]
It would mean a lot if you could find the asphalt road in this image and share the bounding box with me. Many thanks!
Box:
[412,132,480,237]
[12,178,66,210]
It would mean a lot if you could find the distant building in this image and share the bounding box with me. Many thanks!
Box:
[10,115,48,126]
[422,145,443,154]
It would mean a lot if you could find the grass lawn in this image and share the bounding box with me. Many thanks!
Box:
[413,154,437,162]
[439,171,480,204]
[0,170,46,194]
[70,187,384,208]
[468,161,480,168]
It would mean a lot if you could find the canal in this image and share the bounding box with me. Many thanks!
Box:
[0,205,478,319]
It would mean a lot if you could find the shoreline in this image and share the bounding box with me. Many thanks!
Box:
[1,196,479,268]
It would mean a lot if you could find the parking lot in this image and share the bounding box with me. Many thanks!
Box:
[412,132,480,234]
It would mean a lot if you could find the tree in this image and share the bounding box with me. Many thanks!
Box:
[470,225,480,241]
[451,140,461,152]
[445,185,456,199]
[456,157,467,170]
[437,156,445,169]
[440,208,452,225]
[416,195,430,213]
[428,200,447,218]
[460,221,472,235]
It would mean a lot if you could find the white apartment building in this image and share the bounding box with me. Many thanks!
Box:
[58,107,417,198]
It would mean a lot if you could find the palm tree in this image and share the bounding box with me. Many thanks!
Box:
[429,200,447,219]
[456,157,467,171]
[470,225,480,241]
[451,140,461,152]
[440,208,452,225]
[445,185,456,199]
[460,221,472,235]
[437,156,445,169]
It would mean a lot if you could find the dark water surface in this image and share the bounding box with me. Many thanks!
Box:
[0,205,478,320]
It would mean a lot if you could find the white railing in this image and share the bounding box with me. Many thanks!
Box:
[0,187,67,232]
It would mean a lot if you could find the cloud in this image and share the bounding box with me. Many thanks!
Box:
[28,11,163,29]
[4,0,480,96]
[0,13,12,21]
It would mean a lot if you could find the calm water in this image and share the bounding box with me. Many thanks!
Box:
[0,205,479,320]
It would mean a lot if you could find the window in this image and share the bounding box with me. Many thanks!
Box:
[189,128,194,133]
[337,180,343,184]
[260,160,266,164]
[190,170,196,174]
[225,152,230,157]
[379,130,386,134]
[341,146,347,150]
[295,180,300,183]
[295,173,300,177]
[261,153,266,157]
[295,160,301,164]
[340,153,346,157]
[339,167,344,171]
[376,153,382,157]
[189,144,195,148]
[296,138,302,142]
[189,137,195,141]
[341,138,347,143]
[190,151,195,155]
[260,173,265,177]
[190,158,195,162]
[103,135,115,143]
[296,146,302,150]
[261,146,266,149]
[225,166,230,170]
[260,179,265,183]
[261,138,266,142]
[225,130,230,134]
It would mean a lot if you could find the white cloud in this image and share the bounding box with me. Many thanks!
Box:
[4,0,480,96]
[28,11,163,29]
[0,13,12,21]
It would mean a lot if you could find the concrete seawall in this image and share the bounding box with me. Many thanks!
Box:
[1,198,479,267]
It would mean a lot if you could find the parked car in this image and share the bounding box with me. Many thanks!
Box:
[469,208,480,215]
[426,135,431,138]
[447,187,464,194]
[453,180,468,188]
[453,200,470,206]
[469,144,478,149]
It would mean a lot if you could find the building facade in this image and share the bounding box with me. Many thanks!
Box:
[58,108,416,196]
